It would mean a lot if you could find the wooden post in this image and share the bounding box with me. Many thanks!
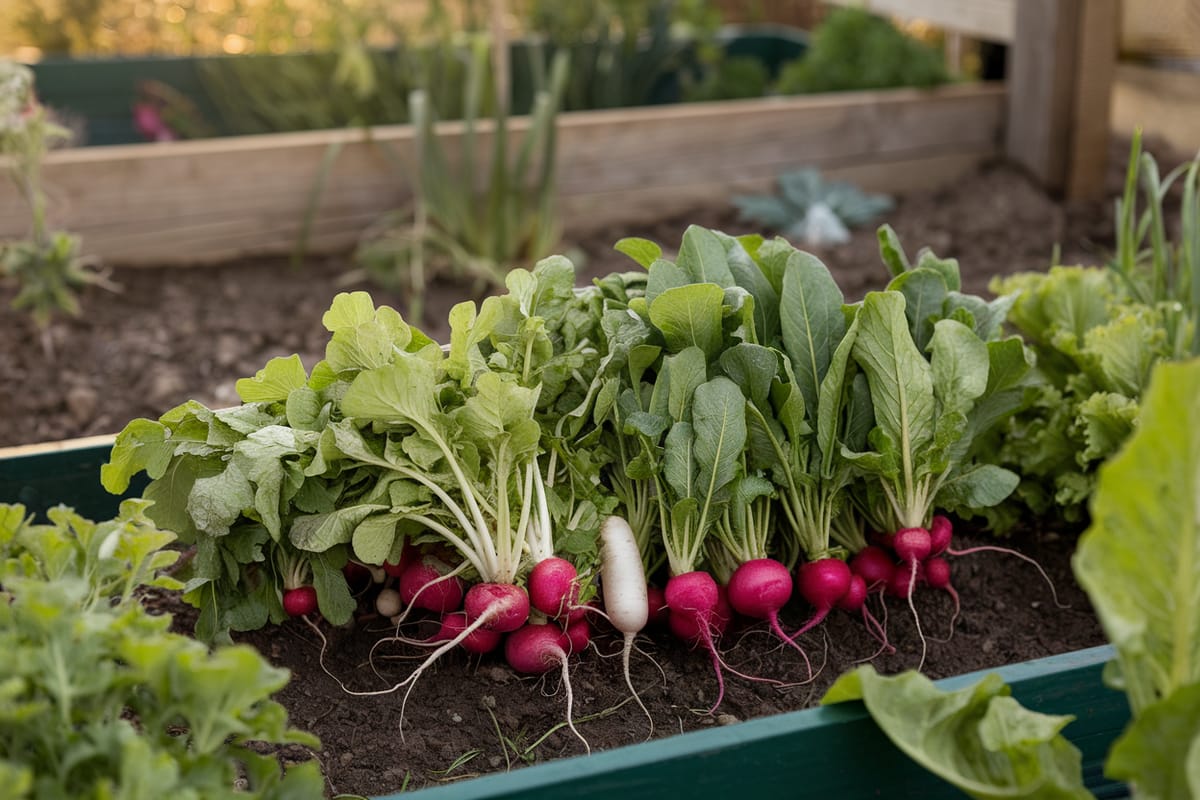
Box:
[1006,0,1118,201]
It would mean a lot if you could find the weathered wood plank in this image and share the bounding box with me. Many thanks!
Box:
[1006,0,1116,201]
[1066,0,1118,201]
[0,85,1005,266]
[1112,62,1200,154]
[822,0,1015,42]
[1119,0,1200,59]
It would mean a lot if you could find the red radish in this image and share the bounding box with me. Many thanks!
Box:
[923,556,961,637]
[836,574,867,612]
[886,563,924,597]
[504,623,589,753]
[787,558,852,643]
[529,557,580,619]
[599,516,652,732]
[464,583,530,633]
[433,611,501,654]
[400,558,465,614]
[893,527,933,564]
[283,586,318,617]
[850,546,896,589]
[665,571,727,711]
[506,623,568,674]
[929,515,953,556]
[727,558,810,672]
[559,617,591,654]
[892,526,933,669]
[375,587,402,618]
[646,585,669,626]
[728,558,792,620]
[383,560,406,578]
[343,561,372,591]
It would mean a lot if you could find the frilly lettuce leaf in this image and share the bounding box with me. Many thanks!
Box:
[822,666,1092,800]
[1074,359,1200,713]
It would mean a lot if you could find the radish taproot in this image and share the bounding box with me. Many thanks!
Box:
[932,516,1066,608]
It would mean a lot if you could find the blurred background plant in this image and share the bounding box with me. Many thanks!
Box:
[774,6,950,94]
[520,0,720,111]
[732,167,894,246]
[348,28,569,323]
[0,58,112,350]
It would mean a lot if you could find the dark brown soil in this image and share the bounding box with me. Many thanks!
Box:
[2,139,1155,797]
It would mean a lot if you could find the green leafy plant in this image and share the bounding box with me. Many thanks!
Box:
[986,134,1200,528]
[0,500,324,799]
[101,257,605,643]
[682,55,770,103]
[733,168,894,246]
[0,58,110,340]
[522,0,719,111]
[196,3,474,137]
[822,356,1200,800]
[774,7,950,95]
[352,39,568,323]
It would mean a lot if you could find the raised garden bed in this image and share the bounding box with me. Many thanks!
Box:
[0,437,1116,797]
[0,137,1152,796]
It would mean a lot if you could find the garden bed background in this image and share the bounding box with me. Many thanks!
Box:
[0,135,1147,795]
[0,2,1147,796]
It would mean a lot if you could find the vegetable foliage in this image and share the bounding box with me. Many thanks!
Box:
[824,357,1200,800]
[0,501,323,799]
[988,135,1200,528]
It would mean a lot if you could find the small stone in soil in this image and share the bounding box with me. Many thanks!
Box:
[716,714,740,726]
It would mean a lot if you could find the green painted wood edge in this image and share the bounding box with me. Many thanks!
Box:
[0,441,144,522]
[383,645,1128,800]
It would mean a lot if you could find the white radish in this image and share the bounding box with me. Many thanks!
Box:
[375,587,403,618]
[600,515,652,734]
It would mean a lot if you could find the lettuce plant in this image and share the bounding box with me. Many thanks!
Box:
[987,136,1200,528]
[774,7,950,95]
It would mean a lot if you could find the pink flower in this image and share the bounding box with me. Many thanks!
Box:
[132,102,177,142]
